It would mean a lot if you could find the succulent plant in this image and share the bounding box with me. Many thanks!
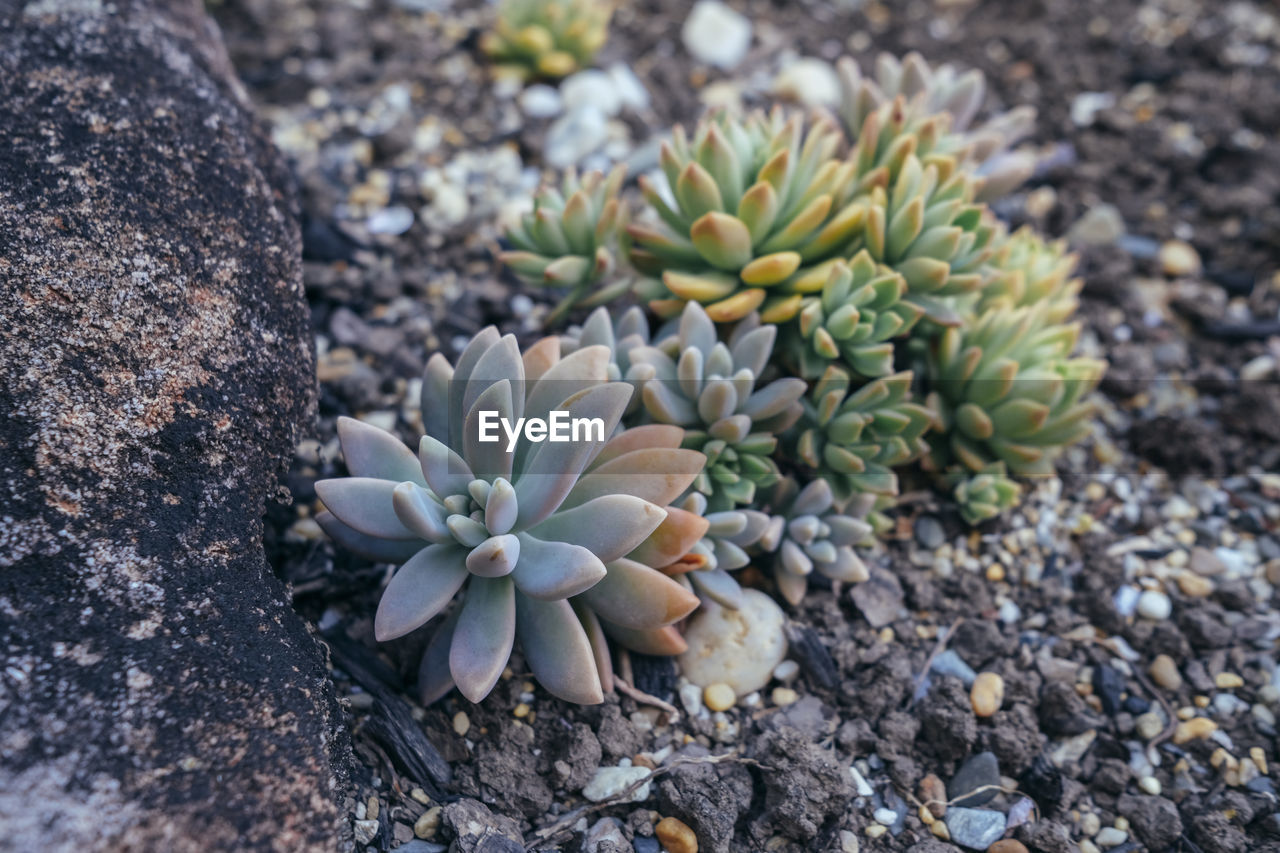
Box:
[628,302,806,512]
[757,476,874,606]
[501,166,630,325]
[480,0,611,81]
[559,305,651,414]
[978,226,1082,325]
[836,52,1037,202]
[629,108,869,324]
[948,462,1021,526]
[926,304,1105,477]
[785,250,923,379]
[663,491,769,609]
[856,155,1001,327]
[314,329,706,705]
[795,365,933,503]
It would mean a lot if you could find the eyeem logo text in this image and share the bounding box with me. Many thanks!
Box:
[477,410,606,452]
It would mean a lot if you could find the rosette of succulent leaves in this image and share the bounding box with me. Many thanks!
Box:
[836,51,1037,202]
[757,476,876,606]
[314,329,713,705]
[501,166,630,325]
[481,0,611,81]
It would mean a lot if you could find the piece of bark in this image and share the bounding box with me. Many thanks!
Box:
[0,1,350,850]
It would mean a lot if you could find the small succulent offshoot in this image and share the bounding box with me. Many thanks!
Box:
[629,108,869,324]
[628,301,806,512]
[501,166,630,325]
[315,330,704,705]
[481,0,611,81]
[757,476,873,606]
[948,462,1021,526]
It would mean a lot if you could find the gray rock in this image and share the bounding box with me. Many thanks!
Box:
[931,650,977,686]
[442,799,524,853]
[849,567,905,628]
[945,807,1008,850]
[914,516,945,549]
[1067,203,1125,247]
[0,1,347,850]
[948,752,1002,807]
[585,817,634,853]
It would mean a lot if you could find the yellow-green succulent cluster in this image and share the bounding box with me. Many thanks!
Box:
[630,108,867,324]
[481,0,611,80]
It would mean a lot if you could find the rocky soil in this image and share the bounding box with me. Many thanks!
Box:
[204,0,1280,850]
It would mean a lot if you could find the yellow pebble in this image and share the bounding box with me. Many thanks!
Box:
[1176,572,1213,598]
[866,824,887,839]
[1085,482,1107,501]
[1251,746,1268,775]
[1115,816,1129,832]
[366,796,379,821]
[655,816,698,853]
[703,682,736,712]
[513,702,530,718]
[1174,717,1218,745]
[452,711,471,737]
[971,671,1005,717]
[1194,695,1210,708]
[930,819,950,840]
[771,687,799,707]
[1148,655,1183,691]
[986,563,1006,582]
[918,804,935,825]
[414,806,441,840]
[409,788,432,805]
[1215,672,1244,689]
[878,627,895,643]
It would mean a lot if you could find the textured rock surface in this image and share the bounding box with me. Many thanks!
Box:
[0,1,347,850]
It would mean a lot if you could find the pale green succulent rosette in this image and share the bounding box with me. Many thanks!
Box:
[628,108,869,325]
[926,304,1106,478]
[795,365,933,504]
[501,166,631,325]
[948,462,1021,526]
[627,301,806,513]
[978,226,1083,325]
[480,0,611,81]
[757,477,874,606]
[837,51,1037,202]
[785,250,925,380]
[315,329,704,705]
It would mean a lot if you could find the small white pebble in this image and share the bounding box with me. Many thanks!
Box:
[1138,775,1162,795]
[1096,826,1128,847]
[772,660,800,683]
[1137,589,1172,620]
[873,808,898,826]
[849,766,874,798]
